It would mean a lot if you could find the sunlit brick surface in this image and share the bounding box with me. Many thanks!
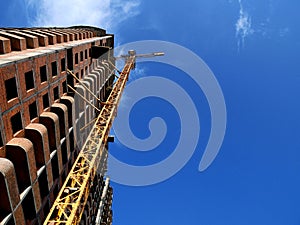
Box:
[0,26,114,225]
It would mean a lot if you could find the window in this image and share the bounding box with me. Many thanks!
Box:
[40,65,47,82]
[62,81,67,93]
[38,169,49,200]
[29,101,37,120]
[61,140,68,164]
[81,69,84,78]
[5,77,18,101]
[75,53,78,64]
[43,93,49,109]
[21,190,36,220]
[67,74,74,88]
[11,112,22,134]
[51,61,57,76]
[25,70,34,90]
[53,86,59,100]
[51,154,59,180]
[61,58,66,72]
[85,49,88,59]
[80,51,83,61]
[67,49,73,70]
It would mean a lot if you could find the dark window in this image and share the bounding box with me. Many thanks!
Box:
[11,112,22,134]
[67,74,74,88]
[85,49,88,59]
[81,69,84,78]
[21,190,36,221]
[29,101,38,120]
[67,49,73,70]
[61,140,68,165]
[51,61,57,76]
[43,202,50,220]
[75,53,78,64]
[89,48,92,59]
[85,66,88,74]
[53,183,59,198]
[43,93,49,109]
[5,77,18,101]
[62,81,67,93]
[76,73,79,79]
[61,58,66,72]
[38,169,49,200]
[80,51,83,61]
[54,86,59,100]
[40,65,47,82]
[52,155,59,180]
[69,130,74,151]
[25,70,34,90]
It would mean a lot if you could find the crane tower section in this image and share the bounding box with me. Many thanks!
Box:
[43,50,164,225]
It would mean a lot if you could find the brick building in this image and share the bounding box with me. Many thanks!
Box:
[0,26,114,225]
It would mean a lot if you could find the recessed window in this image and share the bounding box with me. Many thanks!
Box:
[62,81,67,93]
[75,53,78,64]
[67,74,74,88]
[21,190,36,221]
[40,65,47,82]
[52,154,59,180]
[29,101,37,120]
[85,49,88,59]
[38,169,49,200]
[61,58,66,72]
[43,93,49,109]
[80,51,83,61]
[81,69,84,78]
[11,112,22,134]
[61,140,68,165]
[76,73,79,79]
[67,49,73,70]
[51,61,57,77]
[5,77,18,101]
[54,86,59,100]
[25,70,35,90]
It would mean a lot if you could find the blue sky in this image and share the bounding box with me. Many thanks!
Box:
[1,0,300,224]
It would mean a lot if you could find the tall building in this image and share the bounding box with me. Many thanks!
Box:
[0,26,114,225]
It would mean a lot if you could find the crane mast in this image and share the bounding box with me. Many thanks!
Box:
[43,50,164,225]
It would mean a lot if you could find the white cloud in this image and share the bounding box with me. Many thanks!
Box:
[279,27,290,37]
[130,66,146,81]
[235,0,254,50]
[25,0,140,33]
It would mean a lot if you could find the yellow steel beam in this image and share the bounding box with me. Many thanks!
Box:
[43,57,134,225]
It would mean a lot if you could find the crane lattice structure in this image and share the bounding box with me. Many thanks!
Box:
[43,50,164,225]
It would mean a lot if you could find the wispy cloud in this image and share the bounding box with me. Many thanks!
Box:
[235,0,253,50]
[279,27,290,37]
[129,66,146,81]
[25,0,140,32]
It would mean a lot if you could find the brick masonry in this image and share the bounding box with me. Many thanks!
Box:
[0,26,114,225]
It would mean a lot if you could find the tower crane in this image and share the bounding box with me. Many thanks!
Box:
[43,50,164,225]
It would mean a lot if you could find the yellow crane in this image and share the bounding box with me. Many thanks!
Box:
[43,50,164,225]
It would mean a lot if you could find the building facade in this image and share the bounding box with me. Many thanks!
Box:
[0,26,114,225]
